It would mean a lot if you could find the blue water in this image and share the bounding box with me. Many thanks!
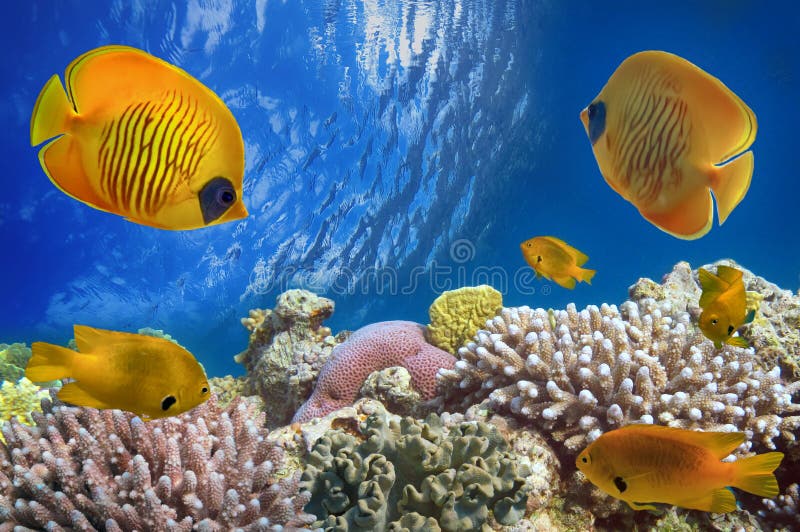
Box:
[1,1,798,378]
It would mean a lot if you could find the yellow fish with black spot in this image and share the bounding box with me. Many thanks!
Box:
[580,51,756,239]
[698,265,755,348]
[26,325,210,420]
[520,236,595,289]
[576,424,783,513]
[30,45,247,230]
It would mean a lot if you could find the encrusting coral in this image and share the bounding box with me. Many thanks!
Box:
[299,401,531,531]
[0,393,313,530]
[439,295,800,454]
[427,285,503,354]
[0,377,49,443]
[293,320,456,423]
[235,289,342,427]
[0,343,32,383]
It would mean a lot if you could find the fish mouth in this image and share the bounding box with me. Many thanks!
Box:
[579,107,589,131]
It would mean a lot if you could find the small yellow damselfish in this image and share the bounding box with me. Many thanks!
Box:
[30,45,247,230]
[576,424,783,513]
[698,265,755,348]
[26,325,210,420]
[580,51,756,239]
[520,236,595,290]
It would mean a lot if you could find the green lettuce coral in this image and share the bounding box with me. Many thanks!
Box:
[299,409,530,531]
[0,342,32,383]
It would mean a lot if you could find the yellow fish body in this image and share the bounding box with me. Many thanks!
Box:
[576,424,783,513]
[26,325,210,420]
[580,51,757,239]
[520,236,595,289]
[698,265,755,348]
[30,45,248,230]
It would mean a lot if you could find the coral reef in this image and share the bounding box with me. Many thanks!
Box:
[0,393,313,530]
[439,296,800,453]
[359,366,425,417]
[235,289,342,428]
[208,375,251,407]
[0,377,49,443]
[293,321,456,423]
[427,285,503,354]
[630,260,800,379]
[299,401,531,531]
[0,343,32,383]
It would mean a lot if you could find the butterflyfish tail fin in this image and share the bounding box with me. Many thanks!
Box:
[26,342,75,382]
[732,451,784,498]
[30,74,74,146]
[580,268,596,285]
[698,268,728,308]
[711,151,754,225]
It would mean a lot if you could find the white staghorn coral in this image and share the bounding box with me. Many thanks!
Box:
[438,298,800,453]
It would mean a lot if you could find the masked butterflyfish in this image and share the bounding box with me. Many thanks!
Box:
[580,51,757,239]
[520,235,595,289]
[26,325,210,420]
[576,424,783,513]
[30,45,248,230]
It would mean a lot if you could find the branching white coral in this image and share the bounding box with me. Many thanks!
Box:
[438,299,800,452]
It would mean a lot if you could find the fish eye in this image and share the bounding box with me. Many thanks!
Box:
[216,186,235,206]
[161,395,177,411]
[711,319,718,325]
[588,103,596,119]
[201,386,209,394]
[581,456,588,463]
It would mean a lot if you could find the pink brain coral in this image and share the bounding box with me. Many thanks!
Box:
[292,320,456,422]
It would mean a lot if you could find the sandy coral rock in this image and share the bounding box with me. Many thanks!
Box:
[293,321,456,423]
[427,285,503,353]
[235,289,340,428]
[208,375,253,408]
[360,366,427,417]
[299,403,530,531]
[439,296,800,453]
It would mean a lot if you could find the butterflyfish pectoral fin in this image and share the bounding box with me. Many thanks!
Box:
[555,276,577,290]
[57,382,113,410]
[639,186,713,240]
[708,487,738,513]
[710,151,754,225]
[627,500,658,512]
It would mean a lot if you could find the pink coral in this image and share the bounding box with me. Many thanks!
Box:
[292,321,456,422]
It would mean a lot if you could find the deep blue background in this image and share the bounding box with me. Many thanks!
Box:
[1,1,798,377]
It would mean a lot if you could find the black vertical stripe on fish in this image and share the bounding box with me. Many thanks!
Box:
[146,90,187,212]
[141,93,176,214]
[98,120,116,199]
[120,101,149,213]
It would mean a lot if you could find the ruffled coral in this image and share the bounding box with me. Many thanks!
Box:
[235,289,341,427]
[293,321,456,423]
[439,297,800,453]
[427,285,503,354]
[299,403,530,531]
[0,394,313,530]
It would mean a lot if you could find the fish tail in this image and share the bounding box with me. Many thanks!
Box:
[26,342,75,382]
[580,268,596,285]
[30,74,73,146]
[731,451,784,497]
[710,150,754,225]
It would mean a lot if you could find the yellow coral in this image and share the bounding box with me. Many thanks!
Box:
[427,285,503,353]
[0,377,49,442]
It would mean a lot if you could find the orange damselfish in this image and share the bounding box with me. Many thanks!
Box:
[30,45,247,230]
[26,325,210,420]
[520,236,595,289]
[576,424,783,513]
[580,51,756,239]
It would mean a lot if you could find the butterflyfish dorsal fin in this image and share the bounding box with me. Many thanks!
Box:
[545,236,589,265]
[73,325,135,353]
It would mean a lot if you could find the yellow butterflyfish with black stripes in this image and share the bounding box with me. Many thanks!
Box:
[580,50,756,239]
[30,45,247,230]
